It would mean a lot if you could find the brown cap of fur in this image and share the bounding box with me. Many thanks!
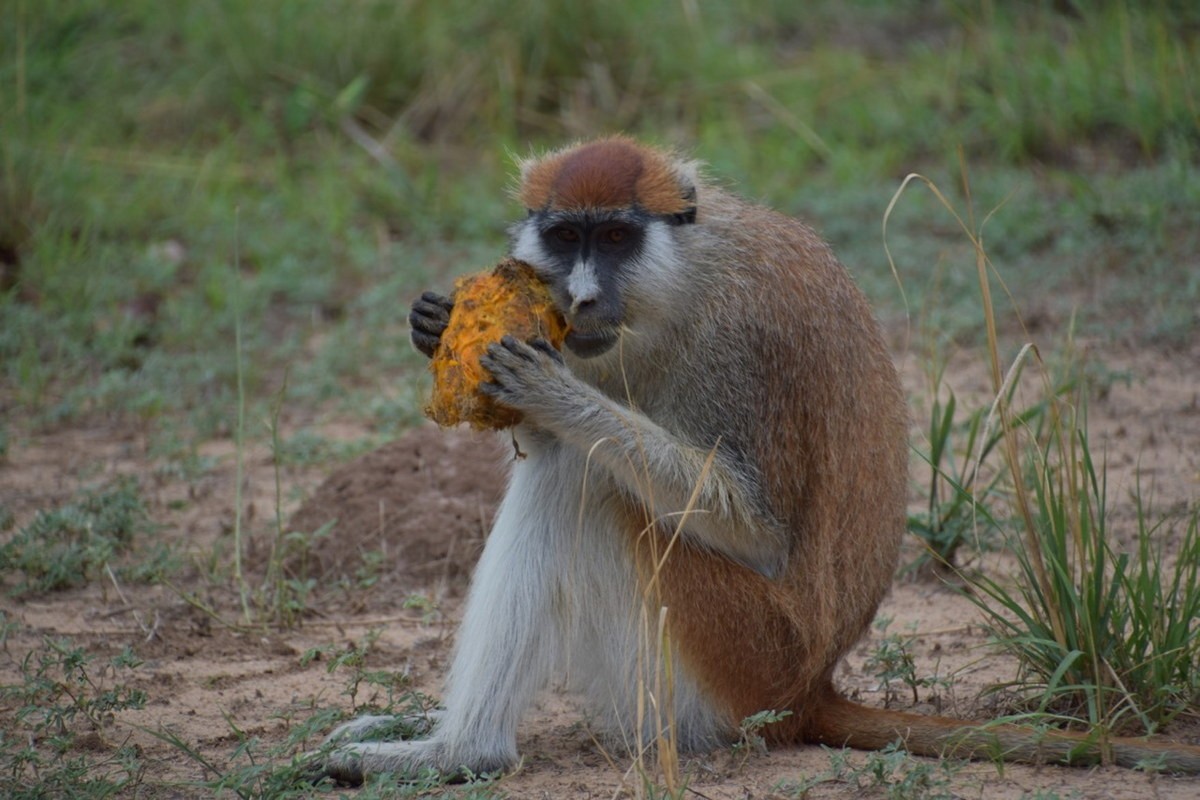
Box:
[518,136,694,215]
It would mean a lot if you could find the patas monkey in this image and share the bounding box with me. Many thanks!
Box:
[318,137,1200,783]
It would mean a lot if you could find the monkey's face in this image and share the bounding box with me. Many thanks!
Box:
[510,137,699,358]
[511,208,658,359]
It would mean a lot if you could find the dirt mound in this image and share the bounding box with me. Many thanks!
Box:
[282,425,509,591]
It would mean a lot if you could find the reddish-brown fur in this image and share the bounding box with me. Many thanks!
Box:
[520,136,693,215]
[626,517,812,743]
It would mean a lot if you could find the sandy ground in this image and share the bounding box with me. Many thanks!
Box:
[1,340,1198,799]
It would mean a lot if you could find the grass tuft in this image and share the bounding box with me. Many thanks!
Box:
[0,479,158,596]
[893,163,1200,746]
[969,425,1200,734]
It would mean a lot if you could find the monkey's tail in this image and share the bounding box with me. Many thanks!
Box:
[806,691,1200,774]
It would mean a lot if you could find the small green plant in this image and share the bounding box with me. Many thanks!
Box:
[352,548,388,589]
[178,368,335,632]
[907,355,1059,575]
[730,709,793,766]
[300,629,424,715]
[634,778,689,800]
[0,635,148,798]
[784,741,960,799]
[0,478,152,595]
[168,515,331,636]
[402,592,443,624]
[224,370,378,630]
[863,617,948,708]
[258,371,314,630]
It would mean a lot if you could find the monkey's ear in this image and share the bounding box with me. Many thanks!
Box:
[510,148,550,213]
[670,157,700,198]
[669,163,699,225]
[675,185,698,225]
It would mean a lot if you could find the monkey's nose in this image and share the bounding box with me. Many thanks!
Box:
[571,296,597,315]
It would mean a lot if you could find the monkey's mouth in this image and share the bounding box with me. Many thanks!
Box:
[564,328,618,358]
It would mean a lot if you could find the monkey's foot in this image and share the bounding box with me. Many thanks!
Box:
[309,739,510,786]
[318,740,437,786]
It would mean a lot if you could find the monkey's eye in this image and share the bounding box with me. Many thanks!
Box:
[552,227,579,243]
[605,228,625,244]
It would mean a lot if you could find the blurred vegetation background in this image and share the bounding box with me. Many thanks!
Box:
[1,0,1197,448]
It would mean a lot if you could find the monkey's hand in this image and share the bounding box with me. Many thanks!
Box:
[478,335,575,420]
[409,291,454,358]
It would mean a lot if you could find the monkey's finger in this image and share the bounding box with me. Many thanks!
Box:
[496,335,540,362]
[529,338,565,364]
[478,347,510,377]
[479,346,520,379]
[410,310,449,337]
[411,299,452,329]
[479,343,528,384]
[412,314,451,343]
[420,290,454,312]
[411,329,442,359]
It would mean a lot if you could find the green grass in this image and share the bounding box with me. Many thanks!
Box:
[909,336,1200,747]
[894,162,1200,749]
[2,1,1198,439]
[0,631,148,798]
[730,709,794,766]
[969,420,1200,735]
[0,478,173,596]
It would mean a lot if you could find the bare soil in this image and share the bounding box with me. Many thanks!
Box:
[1,339,1198,798]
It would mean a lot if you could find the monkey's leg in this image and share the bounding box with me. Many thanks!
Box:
[320,450,569,784]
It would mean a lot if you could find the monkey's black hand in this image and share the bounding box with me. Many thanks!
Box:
[409,291,454,358]
[479,335,572,420]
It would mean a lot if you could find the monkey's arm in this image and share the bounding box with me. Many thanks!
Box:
[480,336,787,575]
